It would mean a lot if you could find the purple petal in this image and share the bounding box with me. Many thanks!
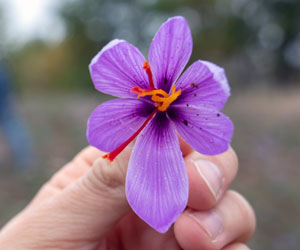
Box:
[87,98,155,152]
[174,60,230,110]
[126,112,188,233]
[168,104,233,155]
[148,16,192,92]
[89,39,149,98]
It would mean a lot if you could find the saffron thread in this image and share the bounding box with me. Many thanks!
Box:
[143,61,155,89]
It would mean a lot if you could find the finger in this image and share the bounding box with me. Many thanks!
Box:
[185,147,238,210]
[30,147,103,206]
[174,190,256,250]
[222,242,250,250]
[40,146,132,241]
[49,146,103,189]
[4,146,132,248]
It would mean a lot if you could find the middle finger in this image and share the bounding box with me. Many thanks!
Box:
[185,147,238,210]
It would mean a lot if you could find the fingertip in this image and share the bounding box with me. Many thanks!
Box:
[174,190,256,250]
[179,135,194,156]
[219,146,239,180]
[222,242,251,250]
[174,211,216,250]
[227,191,256,242]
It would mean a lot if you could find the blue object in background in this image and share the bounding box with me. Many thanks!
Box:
[0,63,34,171]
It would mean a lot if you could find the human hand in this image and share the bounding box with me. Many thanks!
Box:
[0,143,255,250]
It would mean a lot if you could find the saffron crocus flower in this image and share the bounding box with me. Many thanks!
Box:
[87,16,233,233]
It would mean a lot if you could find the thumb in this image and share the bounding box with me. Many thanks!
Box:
[53,147,132,239]
[0,147,132,249]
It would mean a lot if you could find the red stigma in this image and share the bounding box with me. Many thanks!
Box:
[102,62,158,162]
[143,61,155,89]
[131,86,144,94]
[102,108,157,162]
[131,86,153,95]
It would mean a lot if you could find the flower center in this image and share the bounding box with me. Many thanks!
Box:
[102,61,180,162]
[132,85,181,111]
[132,61,181,112]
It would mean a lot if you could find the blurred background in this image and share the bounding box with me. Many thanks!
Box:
[0,0,299,248]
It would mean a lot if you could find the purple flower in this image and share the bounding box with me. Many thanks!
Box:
[87,16,233,233]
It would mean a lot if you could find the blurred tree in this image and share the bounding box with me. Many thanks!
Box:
[0,5,5,58]
[56,0,154,90]
[10,0,300,91]
[53,0,300,87]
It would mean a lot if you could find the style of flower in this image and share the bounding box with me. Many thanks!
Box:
[87,16,233,233]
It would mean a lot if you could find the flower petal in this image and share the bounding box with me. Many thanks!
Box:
[168,104,233,155]
[87,98,155,152]
[148,16,192,92]
[174,60,230,110]
[89,39,149,98]
[126,112,188,233]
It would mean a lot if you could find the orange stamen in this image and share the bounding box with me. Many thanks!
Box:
[102,108,157,162]
[132,87,169,99]
[143,61,155,89]
[157,85,181,111]
[131,84,181,112]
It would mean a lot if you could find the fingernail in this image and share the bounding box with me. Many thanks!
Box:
[187,209,223,241]
[193,159,224,201]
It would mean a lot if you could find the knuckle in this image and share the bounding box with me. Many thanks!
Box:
[94,159,125,188]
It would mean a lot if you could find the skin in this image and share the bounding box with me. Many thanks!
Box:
[0,141,256,250]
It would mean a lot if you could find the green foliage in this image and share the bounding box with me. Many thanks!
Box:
[9,0,300,91]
